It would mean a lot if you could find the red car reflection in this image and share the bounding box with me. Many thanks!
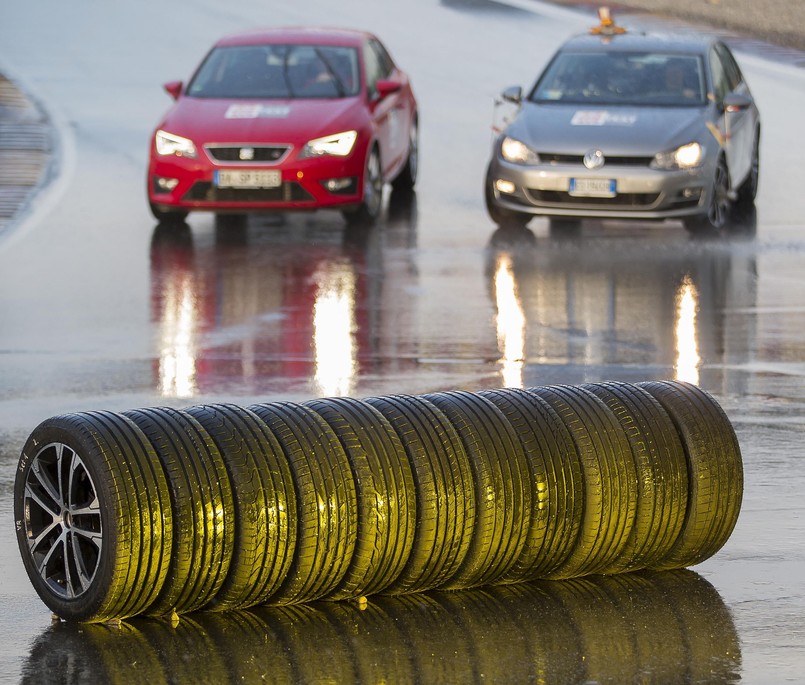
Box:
[147,27,418,224]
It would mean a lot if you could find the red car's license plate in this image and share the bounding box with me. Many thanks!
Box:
[214,169,282,189]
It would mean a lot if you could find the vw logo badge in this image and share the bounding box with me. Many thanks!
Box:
[583,149,605,170]
[239,147,255,161]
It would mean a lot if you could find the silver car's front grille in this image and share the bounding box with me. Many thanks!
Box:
[526,189,661,208]
[540,153,654,167]
[205,144,291,164]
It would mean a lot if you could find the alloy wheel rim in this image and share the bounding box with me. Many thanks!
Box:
[364,151,382,216]
[23,443,103,599]
[710,162,729,228]
[408,126,419,182]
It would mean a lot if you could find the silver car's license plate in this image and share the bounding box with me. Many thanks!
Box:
[569,178,616,197]
[214,169,282,189]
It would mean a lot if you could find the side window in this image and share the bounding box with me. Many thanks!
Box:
[715,43,743,90]
[370,39,395,78]
[363,41,383,99]
[709,46,730,103]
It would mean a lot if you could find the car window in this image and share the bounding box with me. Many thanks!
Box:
[187,44,360,99]
[708,46,732,103]
[364,38,396,100]
[714,43,743,91]
[530,50,706,106]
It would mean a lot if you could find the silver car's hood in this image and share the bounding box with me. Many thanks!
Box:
[508,102,711,156]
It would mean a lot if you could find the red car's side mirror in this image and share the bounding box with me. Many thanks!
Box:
[163,81,184,101]
[375,79,402,100]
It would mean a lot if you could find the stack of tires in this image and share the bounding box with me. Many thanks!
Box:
[13,380,743,622]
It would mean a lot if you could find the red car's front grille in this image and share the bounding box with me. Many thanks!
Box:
[204,145,291,163]
[182,181,314,203]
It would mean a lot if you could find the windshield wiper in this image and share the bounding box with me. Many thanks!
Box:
[314,48,346,97]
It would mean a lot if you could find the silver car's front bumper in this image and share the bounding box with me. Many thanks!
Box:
[487,156,715,220]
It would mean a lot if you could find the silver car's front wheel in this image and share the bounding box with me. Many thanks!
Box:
[685,157,730,234]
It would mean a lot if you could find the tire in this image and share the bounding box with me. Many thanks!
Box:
[423,391,532,588]
[684,156,730,234]
[149,202,188,224]
[527,385,638,578]
[478,388,583,580]
[736,130,760,207]
[391,117,418,190]
[248,401,358,604]
[14,412,173,622]
[303,397,416,598]
[484,167,531,227]
[123,407,235,615]
[365,394,475,593]
[184,404,297,610]
[580,383,689,573]
[343,146,383,225]
[636,381,744,569]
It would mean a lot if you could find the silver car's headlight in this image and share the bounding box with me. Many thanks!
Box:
[651,142,704,170]
[301,130,357,158]
[500,136,540,165]
[155,130,197,158]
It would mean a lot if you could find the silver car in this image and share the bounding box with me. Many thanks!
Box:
[485,14,760,234]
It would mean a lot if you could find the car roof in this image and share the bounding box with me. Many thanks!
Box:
[558,30,715,56]
[214,27,371,48]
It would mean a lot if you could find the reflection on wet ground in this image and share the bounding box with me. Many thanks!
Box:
[21,570,739,684]
[148,188,762,405]
[485,215,759,391]
[150,189,419,400]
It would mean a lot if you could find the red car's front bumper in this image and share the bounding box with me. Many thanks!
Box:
[148,145,367,213]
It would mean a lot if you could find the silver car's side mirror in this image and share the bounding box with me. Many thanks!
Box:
[501,86,522,105]
[723,91,753,113]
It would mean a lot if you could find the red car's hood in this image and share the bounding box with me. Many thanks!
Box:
[158,96,365,145]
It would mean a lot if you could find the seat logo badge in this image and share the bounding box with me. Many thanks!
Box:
[583,149,605,169]
[239,147,255,161]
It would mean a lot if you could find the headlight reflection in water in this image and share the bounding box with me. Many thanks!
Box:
[494,253,526,388]
[674,273,701,385]
[313,259,358,397]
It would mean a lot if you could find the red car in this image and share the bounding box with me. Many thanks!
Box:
[147,27,418,224]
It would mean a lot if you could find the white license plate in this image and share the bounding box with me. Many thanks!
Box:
[214,169,281,189]
[569,178,616,197]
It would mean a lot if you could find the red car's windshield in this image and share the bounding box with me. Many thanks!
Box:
[530,51,707,107]
[187,44,361,99]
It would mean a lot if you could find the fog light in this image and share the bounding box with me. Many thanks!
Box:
[322,177,357,195]
[155,177,179,192]
[495,179,516,194]
[682,187,702,199]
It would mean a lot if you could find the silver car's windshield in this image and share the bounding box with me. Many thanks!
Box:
[187,44,360,99]
[530,51,706,106]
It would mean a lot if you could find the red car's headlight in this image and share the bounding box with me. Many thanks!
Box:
[154,130,197,158]
[300,130,357,158]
